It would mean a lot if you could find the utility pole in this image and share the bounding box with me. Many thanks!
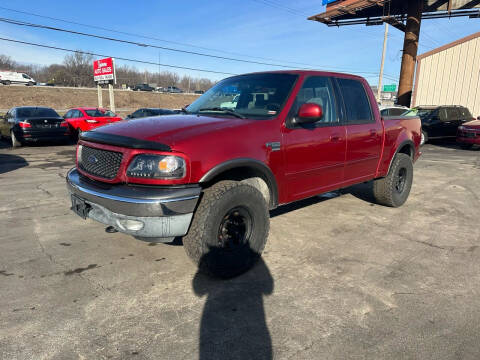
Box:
[97,83,103,108]
[397,0,423,107]
[377,23,389,104]
[108,82,115,113]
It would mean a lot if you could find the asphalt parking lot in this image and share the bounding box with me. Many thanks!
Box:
[1,140,479,360]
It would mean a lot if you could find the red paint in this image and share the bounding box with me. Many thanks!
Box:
[298,103,323,119]
[65,108,122,132]
[93,57,115,82]
[74,71,421,206]
[18,121,31,128]
[457,119,480,145]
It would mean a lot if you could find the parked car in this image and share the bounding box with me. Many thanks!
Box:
[126,108,176,120]
[66,70,421,278]
[132,84,155,92]
[164,86,183,93]
[194,90,205,94]
[63,107,122,138]
[0,106,68,147]
[403,105,473,145]
[379,105,409,117]
[457,117,480,149]
[0,71,36,86]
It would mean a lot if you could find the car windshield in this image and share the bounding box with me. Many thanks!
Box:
[85,109,108,117]
[403,108,435,119]
[186,73,298,119]
[17,108,59,117]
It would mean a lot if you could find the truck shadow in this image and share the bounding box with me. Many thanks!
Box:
[192,249,274,360]
[0,154,29,174]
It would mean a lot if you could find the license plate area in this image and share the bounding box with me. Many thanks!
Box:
[71,194,91,219]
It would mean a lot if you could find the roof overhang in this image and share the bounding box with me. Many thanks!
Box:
[309,0,480,27]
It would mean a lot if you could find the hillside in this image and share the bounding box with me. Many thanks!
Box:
[0,86,200,116]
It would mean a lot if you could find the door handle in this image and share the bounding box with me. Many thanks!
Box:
[444,121,451,124]
[369,129,377,137]
[330,134,341,142]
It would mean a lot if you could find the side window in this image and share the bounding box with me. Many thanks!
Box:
[390,108,407,116]
[75,110,83,118]
[64,110,72,119]
[380,109,389,116]
[337,78,374,124]
[459,107,472,119]
[288,76,338,126]
[445,108,459,121]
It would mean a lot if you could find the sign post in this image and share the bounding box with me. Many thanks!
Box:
[93,57,116,112]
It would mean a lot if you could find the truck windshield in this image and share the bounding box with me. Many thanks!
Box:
[17,108,59,117]
[186,73,298,119]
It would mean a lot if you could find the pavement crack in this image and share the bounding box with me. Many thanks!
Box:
[36,183,53,197]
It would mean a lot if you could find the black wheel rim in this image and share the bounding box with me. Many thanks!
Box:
[395,167,407,194]
[217,206,253,250]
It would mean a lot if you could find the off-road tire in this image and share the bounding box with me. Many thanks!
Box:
[183,180,269,278]
[373,153,413,207]
[11,131,22,148]
[421,130,428,146]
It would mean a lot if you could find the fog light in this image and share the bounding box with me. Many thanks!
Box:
[117,219,144,231]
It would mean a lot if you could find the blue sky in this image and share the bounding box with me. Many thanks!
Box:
[0,0,478,85]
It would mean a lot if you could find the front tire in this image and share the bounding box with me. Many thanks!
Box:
[183,180,270,278]
[373,153,413,207]
[11,131,22,148]
[460,143,474,150]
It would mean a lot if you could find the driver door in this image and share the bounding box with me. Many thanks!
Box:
[283,76,346,202]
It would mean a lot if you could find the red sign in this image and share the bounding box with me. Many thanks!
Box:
[93,57,115,82]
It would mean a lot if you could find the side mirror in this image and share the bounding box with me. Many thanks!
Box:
[295,103,323,124]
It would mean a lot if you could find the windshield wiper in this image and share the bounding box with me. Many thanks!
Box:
[198,107,245,119]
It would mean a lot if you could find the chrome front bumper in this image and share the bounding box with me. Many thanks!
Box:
[66,168,201,241]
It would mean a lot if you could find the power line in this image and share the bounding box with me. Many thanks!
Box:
[0,5,346,69]
[0,16,400,79]
[0,36,238,76]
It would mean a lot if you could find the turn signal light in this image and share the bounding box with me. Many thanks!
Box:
[19,121,31,128]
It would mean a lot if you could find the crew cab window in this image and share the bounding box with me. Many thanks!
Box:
[445,108,458,121]
[337,78,373,124]
[288,76,338,126]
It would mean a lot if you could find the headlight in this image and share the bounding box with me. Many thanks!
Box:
[458,126,465,131]
[127,155,185,179]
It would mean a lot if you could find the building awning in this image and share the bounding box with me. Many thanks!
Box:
[309,0,480,27]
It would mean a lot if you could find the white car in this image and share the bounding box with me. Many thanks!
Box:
[379,105,409,117]
[0,71,36,86]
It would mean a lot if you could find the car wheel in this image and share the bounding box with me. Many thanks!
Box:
[183,180,270,278]
[373,153,413,208]
[460,143,474,150]
[11,131,22,148]
[420,130,428,146]
[4,80,11,86]
[27,81,34,86]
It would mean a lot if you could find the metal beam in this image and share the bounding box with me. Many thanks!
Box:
[397,0,423,107]
[383,16,407,31]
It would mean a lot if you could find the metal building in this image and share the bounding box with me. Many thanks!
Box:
[413,32,480,116]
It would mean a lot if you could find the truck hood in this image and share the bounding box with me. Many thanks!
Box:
[89,114,258,148]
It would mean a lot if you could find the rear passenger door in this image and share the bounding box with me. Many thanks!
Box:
[336,77,383,183]
[284,76,346,201]
[443,108,460,136]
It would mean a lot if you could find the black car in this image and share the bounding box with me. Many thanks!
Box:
[132,84,155,92]
[0,106,68,147]
[404,105,473,145]
[125,108,176,120]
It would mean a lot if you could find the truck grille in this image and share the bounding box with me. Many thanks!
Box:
[78,145,123,179]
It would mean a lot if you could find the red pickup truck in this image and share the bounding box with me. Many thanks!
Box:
[67,71,421,278]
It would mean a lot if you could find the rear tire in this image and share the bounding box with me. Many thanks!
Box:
[460,143,474,150]
[183,180,270,278]
[11,131,22,148]
[4,80,11,86]
[373,153,413,207]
